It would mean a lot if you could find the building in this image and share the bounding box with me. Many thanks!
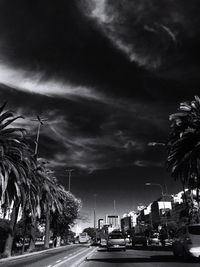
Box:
[128,211,138,227]
[121,216,131,234]
[105,215,120,231]
[151,196,173,228]
[98,218,104,229]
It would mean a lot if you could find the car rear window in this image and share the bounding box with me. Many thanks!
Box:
[109,235,123,239]
[188,225,200,235]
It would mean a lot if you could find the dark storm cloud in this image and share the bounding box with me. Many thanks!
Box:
[1,0,200,101]
[85,0,200,71]
[0,83,168,174]
[0,0,146,100]
[1,0,200,178]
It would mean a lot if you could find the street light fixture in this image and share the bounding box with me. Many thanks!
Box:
[94,194,97,242]
[145,183,164,196]
[66,169,74,192]
[148,142,166,147]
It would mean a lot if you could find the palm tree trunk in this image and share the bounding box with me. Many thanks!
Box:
[3,203,20,258]
[28,213,37,252]
[21,218,28,254]
[44,206,50,249]
[197,187,200,223]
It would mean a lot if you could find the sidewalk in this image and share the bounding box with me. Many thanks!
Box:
[0,244,77,263]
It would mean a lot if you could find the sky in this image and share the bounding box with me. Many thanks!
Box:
[1,0,200,230]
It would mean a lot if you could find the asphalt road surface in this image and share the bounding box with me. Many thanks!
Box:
[0,244,95,267]
[1,245,200,267]
[81,246,200,267]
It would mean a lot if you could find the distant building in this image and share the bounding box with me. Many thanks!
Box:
[105,215,120,231]
[151,196,173,227]
[128,211,138,227]
[121,216,131,234]
[98,218,104,229]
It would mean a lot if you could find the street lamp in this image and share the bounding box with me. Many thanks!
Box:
[94,194,97,242]
[148,142,166,147]
[145,183,164,196]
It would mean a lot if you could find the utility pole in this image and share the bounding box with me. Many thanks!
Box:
[114,200,116,215]
[94,194,97,242]
[66,169,74,192]
[32,115,48,158]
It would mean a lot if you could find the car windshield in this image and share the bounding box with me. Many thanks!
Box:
[109,234,123,239]
[188,225,200,235]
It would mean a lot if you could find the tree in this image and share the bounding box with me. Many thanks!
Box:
[167,96,200,222]
[83,227,96,239]
[51,191,81,245]
[0,103,36,257]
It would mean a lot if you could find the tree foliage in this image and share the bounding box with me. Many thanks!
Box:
[0,103,82,256]
[167,95,200,191]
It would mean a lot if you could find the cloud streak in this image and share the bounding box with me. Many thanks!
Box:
[83,0,200,69]
[0,63,108,103]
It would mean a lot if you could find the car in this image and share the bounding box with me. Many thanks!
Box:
[148,232,161,246]
[172,224,200,259]
[107,233,126,251]
[132,233,148,247]
[100,238,107,247]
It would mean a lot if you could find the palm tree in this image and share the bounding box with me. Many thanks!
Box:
[167,96,200,221]
[0,103,35,257]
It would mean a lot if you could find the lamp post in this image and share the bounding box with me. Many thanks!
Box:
[94,194,97,242]
[145,183,164,196]
[66,169,74,192]
[148,142,166,147]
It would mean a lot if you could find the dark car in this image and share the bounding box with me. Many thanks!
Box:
[132,233,148,247]
[107,233,126,251]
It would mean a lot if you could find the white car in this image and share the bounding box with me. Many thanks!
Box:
[148,233,161,246]
[172,224,200,259]
[107,233,126,251]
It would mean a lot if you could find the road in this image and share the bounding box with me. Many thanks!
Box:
[0,245,200,267]
[81,246,200,267]
[0,244,95,267]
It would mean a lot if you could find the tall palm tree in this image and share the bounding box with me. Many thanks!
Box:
[167,96,200,221]
[0,103,35,257]
[38,166,64,249]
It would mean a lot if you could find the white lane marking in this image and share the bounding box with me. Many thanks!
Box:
[47,265,52,267]
[52,248,96,267]
[56,260,61,263]
[70,248,97,267]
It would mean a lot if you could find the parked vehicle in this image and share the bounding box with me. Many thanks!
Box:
[132,233,148,247]
[172,224,200,259]
[107,233,126,251]
[148,233,161,246]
